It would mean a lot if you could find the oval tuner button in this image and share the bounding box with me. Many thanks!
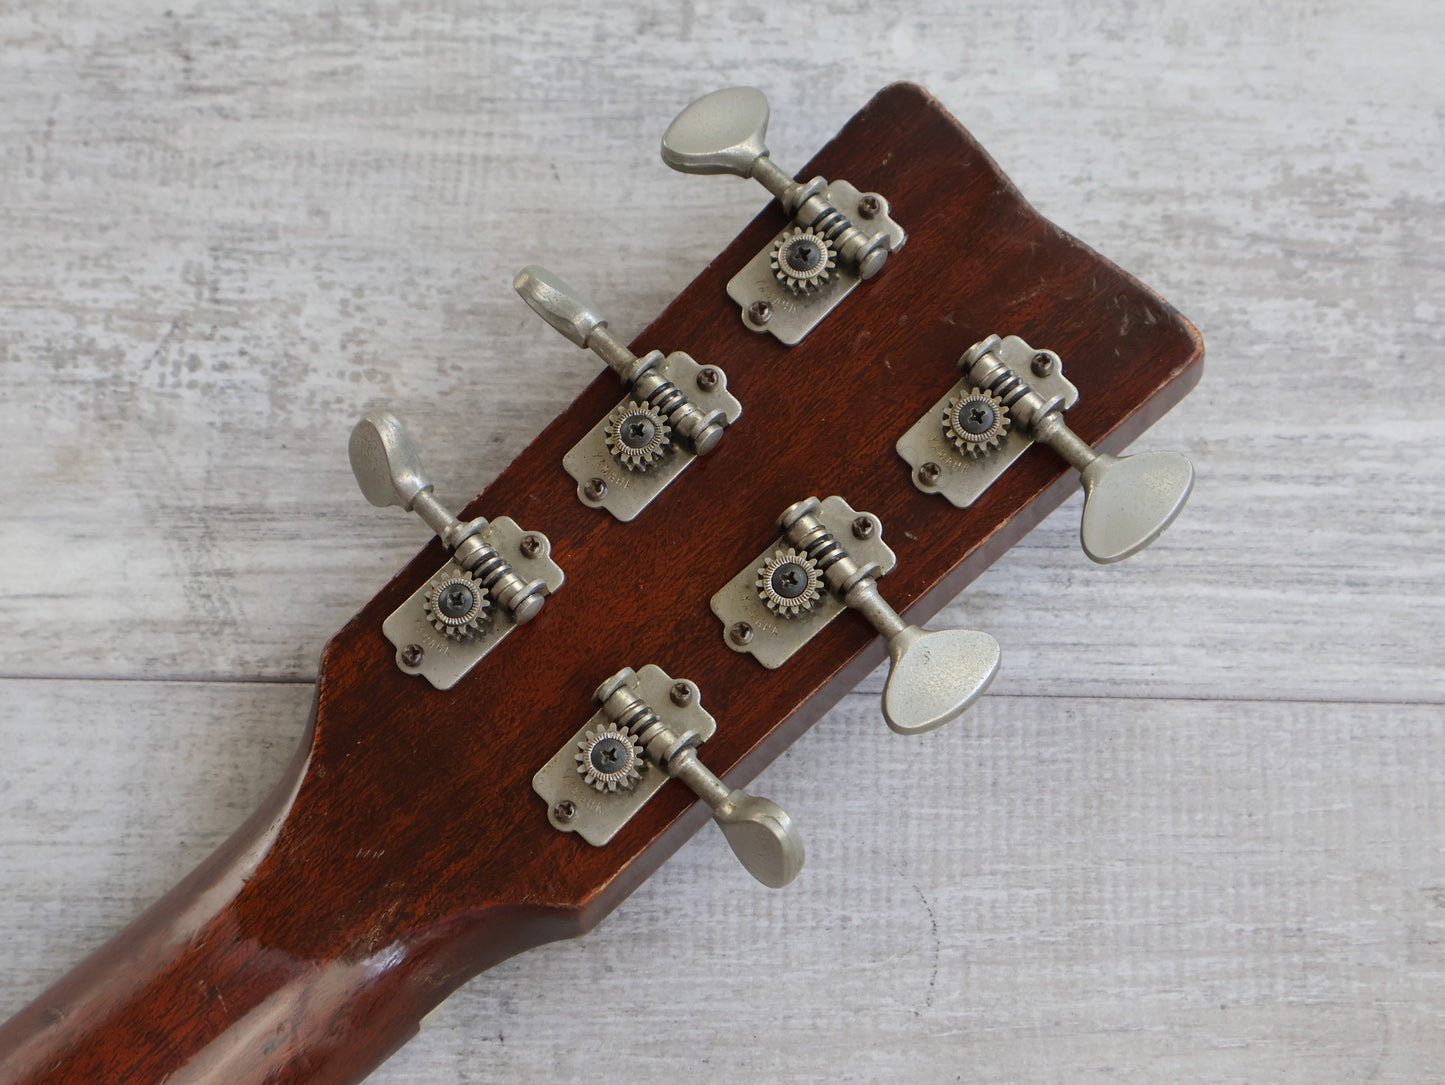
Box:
[1078,450,1195,565]
[660,86,772,178]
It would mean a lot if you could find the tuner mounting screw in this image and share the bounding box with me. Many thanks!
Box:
[748,300,772,325]
[729,621,754,646]
[520,534,543,559]
[583,477,608,501]
[553,800,577,824]
[696,367,720,391]
[858,194,881,219]
[670,681,693,707]
[919,461,942,486]
[1031,351,1055,378]
[400,643,424,668]
[852,516,875,540]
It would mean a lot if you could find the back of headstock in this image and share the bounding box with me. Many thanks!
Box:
[305,80,1201,932]
[0,83,1201,1085]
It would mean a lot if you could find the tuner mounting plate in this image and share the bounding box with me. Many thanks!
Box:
[533,665,717,846]
[710,496,896,669]
[895,335,1079,506]
[381,517,564,690]
[562,351,742,521]
[727,181,904,346]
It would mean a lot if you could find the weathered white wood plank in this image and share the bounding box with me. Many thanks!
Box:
[0,1,1442,1082]
[2,682,1442,1082]
[0,1,1440,700]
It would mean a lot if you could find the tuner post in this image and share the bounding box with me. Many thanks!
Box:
[348,410,565,691]
[513,267,743,521]
[350,410,548,623]
[514,266,729,456]
[595,669,804,889]
[532,664,804,889]
[660,87,905,346]
[660,87,895,281]
[777,499,1000,735]
[960,337,1195,564]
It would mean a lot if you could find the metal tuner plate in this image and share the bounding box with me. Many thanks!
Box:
[727,181,905,346]
[533,665,717,846]
[382,517,564,690]
[896,334,1079,506]
[562,351,742,521]
[711,495,896,669]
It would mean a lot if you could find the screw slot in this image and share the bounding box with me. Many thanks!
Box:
[1031,352,1055,378]
[400,643,425,668]
[670,681,693,707]
[583,477,607,501]
[919,462,942,485]
[729,621,754,647]
[858,194,881,219]
[852,516,875,540]
[553,800,577,824]
[748,300,772,325]
[696,367,719,391]
[519,534,542,559]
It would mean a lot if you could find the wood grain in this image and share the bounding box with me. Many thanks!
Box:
[1,3,1441,1083]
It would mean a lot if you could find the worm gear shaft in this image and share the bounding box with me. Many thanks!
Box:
[575,722,645,792]
[769,226,838,294]
[605,400,672,471]
[943,388,1010,457]
[423,571,491,640]
[755,547,824,619]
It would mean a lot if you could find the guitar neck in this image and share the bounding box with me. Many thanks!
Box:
[0,84,1201,1085]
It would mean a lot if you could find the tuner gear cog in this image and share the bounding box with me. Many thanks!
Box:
[605,400,672,471]
[575,722,645,792]
[423,571,491,639]
[769,226,838,294]
[755,547,824,619]
[943,388,1010,457]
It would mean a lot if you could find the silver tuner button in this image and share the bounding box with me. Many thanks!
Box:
[660,85,773,181]
[349,410,550,625]
[1076,450,1195,565]
[667,747,804,890]
[514,266,742,521]
[349,407,434,514]
[511,265,608,352]
[778,499,1000,736]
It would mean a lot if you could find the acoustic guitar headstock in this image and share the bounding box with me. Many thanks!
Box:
[285,82,1200,956]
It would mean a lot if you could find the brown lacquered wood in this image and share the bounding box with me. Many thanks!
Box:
[0,84,1203,1085]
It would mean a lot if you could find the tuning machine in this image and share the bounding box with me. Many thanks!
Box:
[350,410,565,689]
[712,496,1000,735]
[533,665,804,888]
[896,334,1194,563]
[661,87,906,345]
[514,266,743,521]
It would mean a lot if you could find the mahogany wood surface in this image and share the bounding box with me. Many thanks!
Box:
[0,84,1201,1085]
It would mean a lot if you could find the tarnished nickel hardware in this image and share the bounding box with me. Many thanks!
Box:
[896,334,1195,563]
[514,266,743,521]
[712,497,1000,735]
[532,665,804,888]
[350,411,564,689]
[661,87,905,345]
